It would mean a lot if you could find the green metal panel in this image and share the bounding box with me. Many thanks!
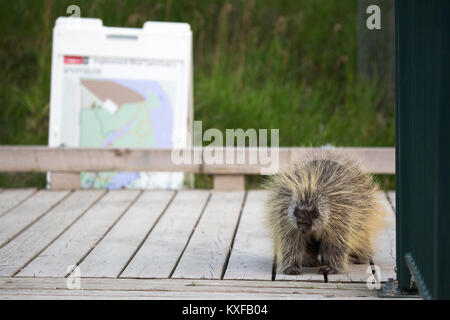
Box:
[395,0,450,299]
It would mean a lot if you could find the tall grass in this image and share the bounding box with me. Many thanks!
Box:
[0,0,395,188]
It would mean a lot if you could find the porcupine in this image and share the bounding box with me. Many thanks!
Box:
[264,151,387,275]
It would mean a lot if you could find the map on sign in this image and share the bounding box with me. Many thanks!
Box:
[76,78,176,189]
[54,54,186,190]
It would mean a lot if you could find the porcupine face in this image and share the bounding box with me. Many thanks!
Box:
[287,195,329,233]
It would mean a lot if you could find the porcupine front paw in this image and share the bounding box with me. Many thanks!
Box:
[319,265,339,275]
[283,264,303,275]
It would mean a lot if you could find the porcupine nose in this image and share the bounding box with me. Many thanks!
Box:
[294,208,312,226]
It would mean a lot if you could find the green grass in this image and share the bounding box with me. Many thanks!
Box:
[0,0,395,189]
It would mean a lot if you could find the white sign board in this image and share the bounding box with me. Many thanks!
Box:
[48,17,193,189]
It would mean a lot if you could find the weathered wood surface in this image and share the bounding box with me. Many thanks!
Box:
[0,190,70,248]
[373,192,396,281]
[78,191,175,278]
[0,188,37,217]
[0,277,388,300]
[172,191,245,279]
[0,146,395,174]
[0,190,104,276]
[0,189,398,300]
[0,288,383,300]
[121,190,209,279]
[17,191,140,277]
[224,190,274,280]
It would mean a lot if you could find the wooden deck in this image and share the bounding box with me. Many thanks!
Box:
[0,188,397,299]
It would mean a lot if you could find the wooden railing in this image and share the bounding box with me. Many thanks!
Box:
[0,146,395,190]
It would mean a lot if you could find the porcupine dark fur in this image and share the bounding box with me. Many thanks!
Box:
[263,150,387,275]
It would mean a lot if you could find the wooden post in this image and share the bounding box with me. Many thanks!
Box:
[49,173,80,190]
[213,175,245,191]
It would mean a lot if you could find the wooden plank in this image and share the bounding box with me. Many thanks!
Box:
[0,190,104,276]
[0,188,37,217]
[372,192,396,281]
[0,190,70,248]
[224,190,274,280]
[0,276,375,291]
[121,190,210,279]
[0,147,202,173]
[276,192,395,283]
[78,191,175,278]
[17,190,140,277]
[49,173,80,190]
[0,289,384,300]
[0,277,384,300]
[172,191,245,279]
[289,147,395,174]
[0,146,395,174]
[213,175,245,190]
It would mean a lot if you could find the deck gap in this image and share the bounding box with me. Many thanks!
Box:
[168,192,212,278]
[64,190,143,278]
[271,251,277,281]
[219,191,248,280]
[384,191,395,212]
[0,190,73,250]
[116,190,178,278]
[368,258,381,283]
[11,190,107,277]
